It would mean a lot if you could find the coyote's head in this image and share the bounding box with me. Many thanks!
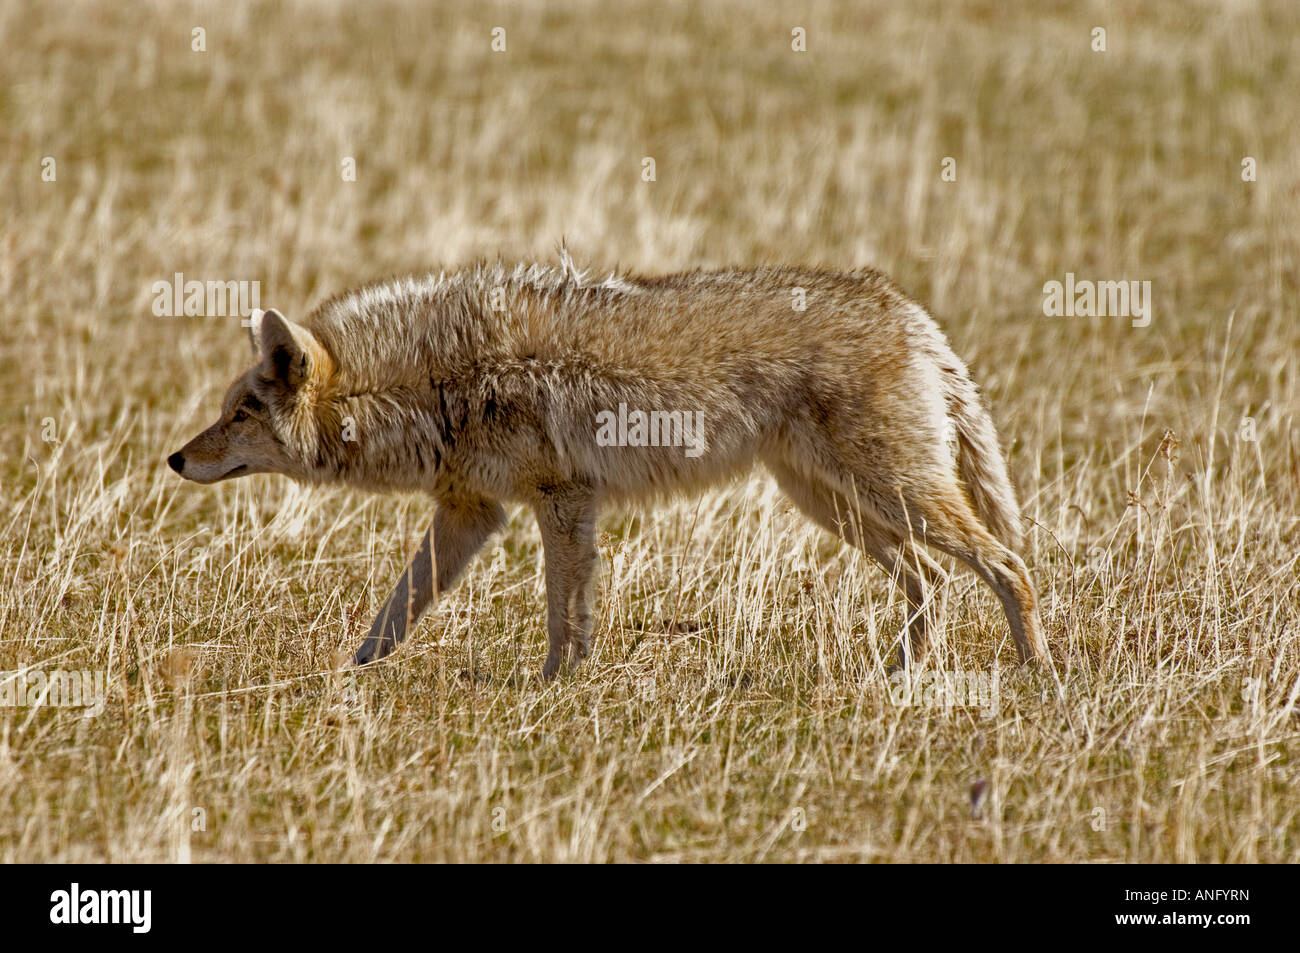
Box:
[168,309,335,484]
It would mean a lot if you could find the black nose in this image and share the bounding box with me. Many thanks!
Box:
[167,452,185,474]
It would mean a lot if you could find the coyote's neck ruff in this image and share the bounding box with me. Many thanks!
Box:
[170,258,1047,678]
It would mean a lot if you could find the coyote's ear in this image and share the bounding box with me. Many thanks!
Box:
[246,310,270,356]
[246,308,271,356]
[254,308,321,390]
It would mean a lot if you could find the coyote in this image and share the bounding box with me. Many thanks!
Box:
[169,257,1047,677]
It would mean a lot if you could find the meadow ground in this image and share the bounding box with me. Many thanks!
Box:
[1,0,1297,862]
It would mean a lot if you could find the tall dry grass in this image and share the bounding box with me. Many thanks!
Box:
[0,0,1297,861]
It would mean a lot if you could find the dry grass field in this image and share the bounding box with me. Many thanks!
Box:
[1,0,1298,862]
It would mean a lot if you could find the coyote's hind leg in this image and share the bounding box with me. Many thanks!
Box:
[766,459,948,667]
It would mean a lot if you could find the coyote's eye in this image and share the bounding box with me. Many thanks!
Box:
[231,395,262,423]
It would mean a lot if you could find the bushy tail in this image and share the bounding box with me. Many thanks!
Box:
[943,369,1025,552]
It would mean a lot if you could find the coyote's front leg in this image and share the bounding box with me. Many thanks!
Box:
[533,486,599,680]
[353,497,505,664]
